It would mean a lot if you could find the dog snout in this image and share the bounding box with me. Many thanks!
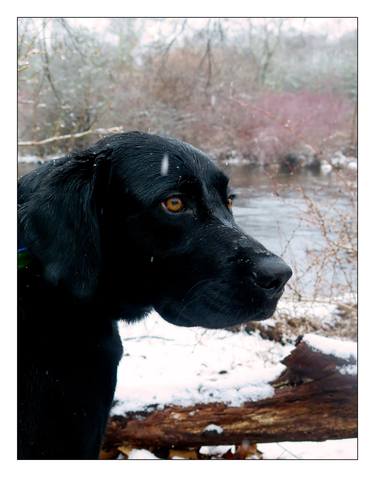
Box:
[253,255,292,293]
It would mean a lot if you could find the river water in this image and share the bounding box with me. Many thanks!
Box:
[18,161,357,300]
[222,163,357,299]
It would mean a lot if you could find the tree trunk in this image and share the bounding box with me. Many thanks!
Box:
[103,335,357,451]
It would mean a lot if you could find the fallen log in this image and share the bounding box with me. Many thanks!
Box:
[102,334,357,452]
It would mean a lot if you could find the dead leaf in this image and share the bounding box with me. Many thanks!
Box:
[99,448,119,459]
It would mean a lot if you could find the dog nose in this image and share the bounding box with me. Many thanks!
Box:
[254,256,292,292]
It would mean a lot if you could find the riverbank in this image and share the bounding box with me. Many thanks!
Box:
[111,304,357,459]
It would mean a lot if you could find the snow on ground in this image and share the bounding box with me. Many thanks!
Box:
[112,310,291,415]
[113,308,357,459]
[120,440,357,460]
[275,292,356,328]
[127,449,160,460]
[18,155,42,164]
[275,299,338,325]
[18,154,62,164]
[200,445,235,456]
[262,293,357,343]
[258,439,357,459]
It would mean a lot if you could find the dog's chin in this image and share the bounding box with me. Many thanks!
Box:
[155,300,278,329]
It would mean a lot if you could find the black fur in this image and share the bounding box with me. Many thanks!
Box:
[18,132,292,459]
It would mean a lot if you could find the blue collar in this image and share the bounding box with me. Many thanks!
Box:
[18,245,31,269]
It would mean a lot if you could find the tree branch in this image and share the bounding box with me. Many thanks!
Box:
[18,126,124,147]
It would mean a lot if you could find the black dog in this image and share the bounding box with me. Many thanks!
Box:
[18,132,292,459]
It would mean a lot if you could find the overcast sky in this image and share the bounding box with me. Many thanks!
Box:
[67,17,357,42]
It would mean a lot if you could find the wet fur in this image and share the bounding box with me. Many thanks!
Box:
[18,132,291,458]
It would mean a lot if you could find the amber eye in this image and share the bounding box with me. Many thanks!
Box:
[162,196,185,213]
[227,196,234,209]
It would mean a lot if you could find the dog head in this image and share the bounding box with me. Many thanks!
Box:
[18,132,292,328]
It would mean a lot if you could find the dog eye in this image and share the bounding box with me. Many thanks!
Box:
[162,196,185,213]
[227,195,235,209]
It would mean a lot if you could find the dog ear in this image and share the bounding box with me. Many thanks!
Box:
[18,147,113,300]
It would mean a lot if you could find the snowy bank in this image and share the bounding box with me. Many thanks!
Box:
[113,310,291,414]
[111,309,357,459]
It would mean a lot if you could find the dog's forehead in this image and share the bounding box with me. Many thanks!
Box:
[116,138,228,200]
[161,144,220,179]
